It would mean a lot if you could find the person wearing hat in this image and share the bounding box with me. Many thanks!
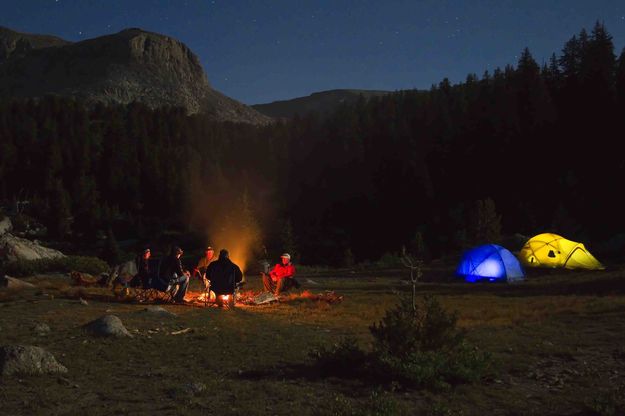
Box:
[262,253,299,296]
[194,246,216,290]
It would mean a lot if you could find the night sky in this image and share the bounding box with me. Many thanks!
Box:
[1,0,624,105]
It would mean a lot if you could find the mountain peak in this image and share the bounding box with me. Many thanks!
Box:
[0,26,270,124]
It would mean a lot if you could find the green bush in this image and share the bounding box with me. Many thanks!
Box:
[4,256,109,277]
[310,295,491,390]
[370,296,463,357]
[370,295,490,388]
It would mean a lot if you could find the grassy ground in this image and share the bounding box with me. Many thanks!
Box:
[1,266,625,415]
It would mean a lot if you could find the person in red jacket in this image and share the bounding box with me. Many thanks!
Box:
[262,253,299,296]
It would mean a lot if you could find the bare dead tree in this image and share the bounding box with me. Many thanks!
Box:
[401,246,423,316]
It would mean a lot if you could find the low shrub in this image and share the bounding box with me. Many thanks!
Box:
[4,255,109,277]
[308,337,368,377]
[310,295,491,389]
[370,295,490,388]
[586,386,625,416]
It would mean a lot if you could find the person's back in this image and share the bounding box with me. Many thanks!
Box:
[206,249,243,295]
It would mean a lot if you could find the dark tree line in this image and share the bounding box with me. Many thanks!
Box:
[1,22,624,265]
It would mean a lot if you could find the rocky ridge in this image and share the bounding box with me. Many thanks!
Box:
[0,26,271,125]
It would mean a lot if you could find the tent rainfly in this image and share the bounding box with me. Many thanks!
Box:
[456,244,525,283]
[518,233,604,270]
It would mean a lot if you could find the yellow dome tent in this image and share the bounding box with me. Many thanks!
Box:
[519,233,604,270]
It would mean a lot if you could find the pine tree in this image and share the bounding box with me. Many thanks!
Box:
[72,174,101,241]
[469,198,502,246]
[616,48,625,109]
[49,179,72,239]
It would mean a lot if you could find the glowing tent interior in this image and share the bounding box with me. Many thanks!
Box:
[456,244,525,283]
[518,233,604,270]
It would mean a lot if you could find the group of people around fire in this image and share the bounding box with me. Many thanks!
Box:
[123,244,297,306]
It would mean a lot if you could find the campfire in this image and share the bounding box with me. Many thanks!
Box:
[189,290,235,308]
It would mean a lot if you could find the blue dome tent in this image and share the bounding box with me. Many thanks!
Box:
[456,244,524,283]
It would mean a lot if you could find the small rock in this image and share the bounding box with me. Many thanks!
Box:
[185,382,206,395]
[253,292,279,305]
[57,376,71,385]
[83,315,133,338]
[0,217,12,236]
[0,345,67,376]
[32,323,50,336]
[142,306,177,317]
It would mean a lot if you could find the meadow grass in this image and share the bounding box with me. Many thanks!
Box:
[0,266,624,415]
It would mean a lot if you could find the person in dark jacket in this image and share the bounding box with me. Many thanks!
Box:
[158,246,190,303]
[131,247,151,289]
[205,249,243,306]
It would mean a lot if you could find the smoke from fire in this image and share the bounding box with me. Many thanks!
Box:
[187,176,264,275]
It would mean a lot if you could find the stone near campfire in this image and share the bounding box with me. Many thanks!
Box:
[0,345,68,376]
[142,306,177,318]
[0,216,11,236]
[253,292,279,305]
[83,315,133,338]
[0,275,36,290]
[0,233,65,262]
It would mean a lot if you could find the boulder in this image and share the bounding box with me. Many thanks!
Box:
[0,275,36,290]
[0,216,11,236]
[0,233,65,262]
[83,315,132,338]
[142,306,177,317]
[0,345,67,376]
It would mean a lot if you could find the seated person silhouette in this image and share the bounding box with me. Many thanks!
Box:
[205,249,243,307]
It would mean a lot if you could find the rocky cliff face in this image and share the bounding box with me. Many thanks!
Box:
[0,27,271,125]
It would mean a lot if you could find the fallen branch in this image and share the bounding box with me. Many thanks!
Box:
[171,328,193,335]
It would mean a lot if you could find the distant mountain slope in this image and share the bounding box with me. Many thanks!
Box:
[0,26,70,62]
[0,26,271,125]
[252,89,392,119]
